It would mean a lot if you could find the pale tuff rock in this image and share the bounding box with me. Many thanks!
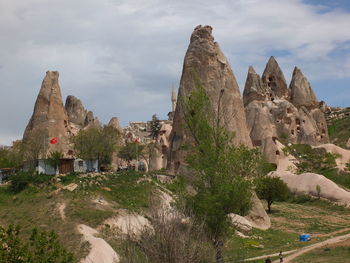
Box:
[65,95,101,129]
[314,143,350,171]
[243,66,269,107]
[243,58,329,165]
[108,117,123,133]
[290,67,317,108]
[262,56,289,99]
[149,123,172,171]
[245,101,279,164]
[271,171,350,207]
[65,95,87,127]
[245,192,271,230]
[168,25,252,173]
[23,71,72,158]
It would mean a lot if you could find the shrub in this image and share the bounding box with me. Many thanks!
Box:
[255,176,290,213]
[0,225,73,263]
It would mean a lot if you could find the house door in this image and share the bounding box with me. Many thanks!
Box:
[59,159,74,174]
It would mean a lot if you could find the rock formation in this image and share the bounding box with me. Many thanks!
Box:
[243,58,329,164]
[23,71,72,158]
[65,95,100,129]
[167,25,252,174]
[290,67,317,108]
[262,56,289,99]
[108,117,123,134]
[65,95,87,127]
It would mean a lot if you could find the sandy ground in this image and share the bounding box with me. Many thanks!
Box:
[57,203,66,220]
[78,224,120,263]
[103,212,151,236]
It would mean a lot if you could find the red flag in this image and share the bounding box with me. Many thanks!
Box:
[134,137,139,144]
[50,137,58,144]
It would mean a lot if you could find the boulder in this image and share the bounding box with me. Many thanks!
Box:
[229,214,253,233]
[168,25,252,173]
[245,192,271,230]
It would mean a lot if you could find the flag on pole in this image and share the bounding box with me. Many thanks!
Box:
[50,137,58,144]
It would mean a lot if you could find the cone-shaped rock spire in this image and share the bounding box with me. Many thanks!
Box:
[168,25,252,173]
[290,67,317,108]
[23,71,71,158]
[262,56,289,99]
[243,66,269,106]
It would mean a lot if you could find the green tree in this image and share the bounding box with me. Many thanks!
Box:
[117,142,145,163]
[181,79,266,263]
[46,151,63,175]
[72,126,120,168]
[255,176,290,213]
[149,114,161,140]
[0,225,73,263]
[22,129,48,168]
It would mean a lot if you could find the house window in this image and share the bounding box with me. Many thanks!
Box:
[78,161,84,167]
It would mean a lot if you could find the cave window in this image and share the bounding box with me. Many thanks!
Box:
[297,127,301,131]
[322,129,326,134]
[252,140,262,146]
[287,108,292,114]
[276,150,280,155]
[67,150,73,155]
[296,119,301,125]
[175,161,180,170]
[291,129,295,135]
[268,77,273,82]
[303,120,306,123]
[271,97,274,101]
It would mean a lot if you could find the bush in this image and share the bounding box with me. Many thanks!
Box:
[0,225,74,263]
[9,172,32,193]
[9,172,55,193]
[255,176,290,213]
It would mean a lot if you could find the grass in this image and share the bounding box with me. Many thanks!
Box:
[225,199,350,262]
[292,243,350,262]
[328,115,350,149]
[0,170,156,262]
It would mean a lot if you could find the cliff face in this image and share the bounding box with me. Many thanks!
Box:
[168,25,252,174]
[243,58,329,164]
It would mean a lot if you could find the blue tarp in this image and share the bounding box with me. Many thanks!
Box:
[299,234,311,241]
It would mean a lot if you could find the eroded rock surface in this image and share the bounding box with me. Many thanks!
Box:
[243,58,329,165]
[23,71,72,158]
[168,25,252,173]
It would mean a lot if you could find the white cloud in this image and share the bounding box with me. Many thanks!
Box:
[0,0,350,145]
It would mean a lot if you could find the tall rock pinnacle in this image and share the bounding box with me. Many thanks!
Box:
[289,67,317,108]
[262,56,289,99]
[23,71,71,157]
[243,66,269,106]
[168,25,252,173]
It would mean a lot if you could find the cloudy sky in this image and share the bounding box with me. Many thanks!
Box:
[1,0,350,145]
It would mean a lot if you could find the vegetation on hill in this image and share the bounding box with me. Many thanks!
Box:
[327,107,350,149]
[284,144,350,189]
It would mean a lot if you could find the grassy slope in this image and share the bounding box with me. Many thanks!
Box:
[0,171,155,262]
[291,240,350,263]
[327,111,350,149]
[224,199,350,262]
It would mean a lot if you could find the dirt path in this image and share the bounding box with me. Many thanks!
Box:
[273,232,350,263]
[78,224,120,263]
[243,228,350,262]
